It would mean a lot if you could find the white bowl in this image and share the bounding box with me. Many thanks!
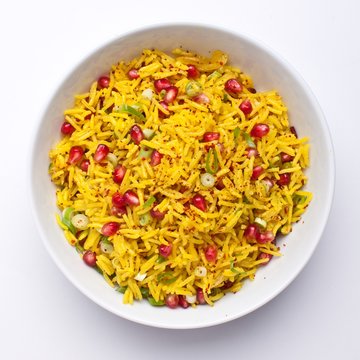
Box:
[30,24,335,329]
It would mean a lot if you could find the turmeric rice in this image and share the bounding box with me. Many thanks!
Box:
[49,48,312,308]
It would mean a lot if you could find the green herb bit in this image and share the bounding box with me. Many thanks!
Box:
[230,260,240,274]
[205,147,219,175]
[139,213,151,226]
[138,146,153,160]
[140,287,150,298]
[116,104,145,121]
[143,196,156,209]
[148,297,165,306]
[185,81,202,97]
[207,70,221,80]
[75,242,84,254]
[116,285,127,294]
[62,207,76,234]
[293,194,307,205]
[234,127,241,146]
[156,255,166,264]
[242,132,256,148]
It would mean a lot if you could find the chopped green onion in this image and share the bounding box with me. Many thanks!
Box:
[143,128,155,140]
[243,196,251,204]
[207,70,221,80]
[242,132,256,148]
[116,285,127,294]
[71,213,89,230]
[234,127,241,146]
[223,93,229,102]
[100,239,114,254]
[143,196,156,208]
[293,194,307,205]
[254,217,267,229]
[157,272,178,284]
[205,148,219,175]
[148,297,165,306]
[138,146,153,159]
[139,213,151,226]
[230,260,240,274]
[116,104,145,121]
[62,207,76,234]
[185,81,202,97]
[156,255,166,264]
[140,287,150,298]
[75,242,84,254]
[106,153,118,167]
[94,266,103,275]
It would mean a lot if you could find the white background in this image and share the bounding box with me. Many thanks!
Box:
[1,0,359,359]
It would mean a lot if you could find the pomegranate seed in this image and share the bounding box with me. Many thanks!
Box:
[251,165,264,180]
[158,101,169,118]
[130,125,144,145]
[204,245,217,262]
[246,148,259,158]
[256,230,275,244]
[101,222,119,236]
[150,204,166,220]
[280,152,294,163]
[98,76,110,89]
[113,165,126,184]
[239,99,253,115]
[277,173,291,186]
[83,250,97,267]
[165,294,179,309]
[178,295,190,309]
[258,252,273,264]
[250,123,270,138]
[262,177,274,191]
[196,288,206,305]
[154,78,172,93]
[216,143,225,153]
[128,69,139,79]
[159,244,172,258]
[216,178,225,190]
[61,122,75,135]
[80,159,90,172]
[193,93,210,104]
[123,190,140,207]
[94,144,109,163]
[68,146,84,165]
[150,150,163,166]
[110,205,126,217]
[244,224,259,240]
[84,113,92,120]
[225,79,242,94]
[187,65,200,79]
[163,86,178,104]
[221,280,234,290]
[191,194,207,212]
[203,132,220,142]
[290,126,298,138]
[112,192,126,208]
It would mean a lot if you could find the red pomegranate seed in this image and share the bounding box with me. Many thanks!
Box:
[256,230,275,244]
[113,165,126,184]
[244,224,259,240]
[84,113,92,120]
[251,165,264,180]
[163,86,178,104]
[83,250,97,267]
[61,122,75,135]
[112,192,126,208]
[193,93,210,104]
[246,148,259,158]
[250,123,270,138]
[165,294,179,309]
[204,245,217,262]
[94,144,109,163]
[258,252,273,264]
[68,146,84,165]
[123,190,140,207]
[187,65,200,79]
[159,244,172,257]
[280,152,294,163]
[158,101,169,118]
[203,132,220,142]
[239,99,253,115]
[290,126,298,138]
[191,194,207,212]
[110,205,126,217]
[154,78,172,93]
[101,222,120,236]
[128,69,139,79]
[225,79,242,94]
[221,280,234,290]
[150,204,166,220]
[80,159,90,172]
[98,76,110,89]
[150,150,163,166]
[130,125,144,145]
[196,288,206,305]
[178,295,190,309]
[277,173,291,186]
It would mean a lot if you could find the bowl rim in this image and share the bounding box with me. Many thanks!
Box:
[29,22,336,329]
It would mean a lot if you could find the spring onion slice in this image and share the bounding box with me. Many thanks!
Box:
[185,81,202,97]
[242,132,256,148]
[139,213,151,226]
[148,297,165,306]
[115,285,127,294]
[230,260,240,274]
[138,146,153,159]
[205,148,219,175]
[143,196,156,208]
[116,104,145,121]
[62,207,76,234]
[234,127,241,146]
[207,70,222,80]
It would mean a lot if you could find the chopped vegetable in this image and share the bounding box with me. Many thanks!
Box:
[116,104,145,121]
[71,213,89,230]
[148,297,165,306]
[143,196,156,208]
[194,266,207,277]
[142,128,155,140]
[242,132,256,148]
[200,173,215,188]
[185,81,202,97]
[139,212,151,226]
[100,239,114,254]
[234,127,241,146]
[62,207,76,234]
[254,217,267,229]
[138,146,153,159]
[205,147,219,175]
[134,272,147,281]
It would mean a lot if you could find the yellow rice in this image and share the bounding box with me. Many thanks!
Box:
[49,48,312,307]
